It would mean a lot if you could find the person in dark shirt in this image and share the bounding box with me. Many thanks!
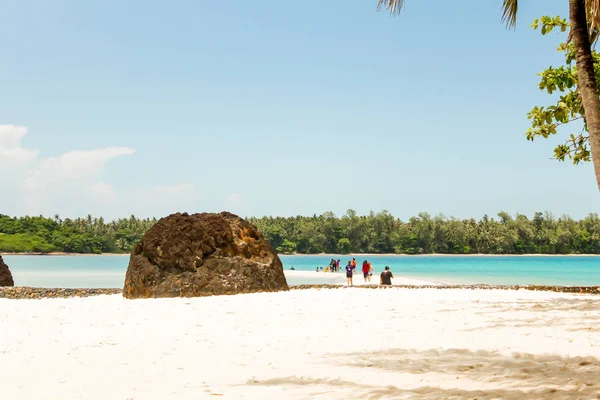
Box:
[380,266,394,285]
[345,260,355,286]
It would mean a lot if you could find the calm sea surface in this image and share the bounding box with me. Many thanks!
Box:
[3,254,600,288]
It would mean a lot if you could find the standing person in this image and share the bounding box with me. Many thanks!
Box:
[345,260,355,286]
[329,258,336,273]
[336,259,340,272]
[380,266,394,286]
[367,261,373,282]
[362,260,370,283]
[352,258,357,274]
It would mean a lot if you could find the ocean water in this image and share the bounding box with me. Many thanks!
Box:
[282,255,600,286]
[3,254,600,288]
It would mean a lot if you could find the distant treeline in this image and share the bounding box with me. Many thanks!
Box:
[248,210,600,255]
[1,210,600,255]
[0,214,156,254]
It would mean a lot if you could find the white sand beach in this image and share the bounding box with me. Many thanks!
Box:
[1,288,599,399]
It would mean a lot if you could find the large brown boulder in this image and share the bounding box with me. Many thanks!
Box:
[123,212,288,298]
[0,255,14,287]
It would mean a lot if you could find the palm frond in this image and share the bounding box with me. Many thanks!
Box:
[377,0,405,15]
[586,0,600,43]
[501,0,518,29]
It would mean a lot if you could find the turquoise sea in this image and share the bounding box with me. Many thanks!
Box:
[3,254,600,288]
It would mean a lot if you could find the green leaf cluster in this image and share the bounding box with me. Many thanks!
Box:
[530,16,569,34]
[527,16,600,164]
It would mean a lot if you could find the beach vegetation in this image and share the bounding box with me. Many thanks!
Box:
[250,210,600,255]
[3,211,600,255]
[0,214,154,254]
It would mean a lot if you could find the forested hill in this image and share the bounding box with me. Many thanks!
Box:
[1,211,600,255]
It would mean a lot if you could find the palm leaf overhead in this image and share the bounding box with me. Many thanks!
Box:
[377,0,404,15]
[379,1,598,28]
[586,0,600,43]
[512,0,600,32]
[500,0,600,42]
[501,0,518,29]
[379,0,600,43]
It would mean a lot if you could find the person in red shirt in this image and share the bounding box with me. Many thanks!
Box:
[362,260,370,283]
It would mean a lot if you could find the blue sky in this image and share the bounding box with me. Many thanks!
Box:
[1,0,596,220]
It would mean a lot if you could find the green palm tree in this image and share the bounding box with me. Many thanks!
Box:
[378,0,600,192]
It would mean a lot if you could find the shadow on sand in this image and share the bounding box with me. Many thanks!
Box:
[453,297,600,334]
[247,348,600,399]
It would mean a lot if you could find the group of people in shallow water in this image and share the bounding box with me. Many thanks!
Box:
[314,258,394,286]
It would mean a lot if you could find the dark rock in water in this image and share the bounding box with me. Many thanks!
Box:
[123,212,288,298]
[0,255,14,287]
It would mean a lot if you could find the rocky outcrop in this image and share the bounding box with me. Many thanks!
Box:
[123,212,288,298]
[0,255,14,286]
[0,287,121,299]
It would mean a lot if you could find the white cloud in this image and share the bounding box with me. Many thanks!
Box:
[21,146,136,216]
[23,147,135,192]
[0,125,38,167]
[90,182,117,203]
[0,124,198,218]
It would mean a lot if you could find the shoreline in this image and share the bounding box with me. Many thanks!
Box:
[281,253,600,257]
[1,284,599,299]
[4,252,600,257]
[1,252,130,256]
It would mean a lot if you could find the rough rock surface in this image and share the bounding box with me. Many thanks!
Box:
[0,287,121,299]
[0,255,14,287]
[123,212,288,298]
[2,285,599,300]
